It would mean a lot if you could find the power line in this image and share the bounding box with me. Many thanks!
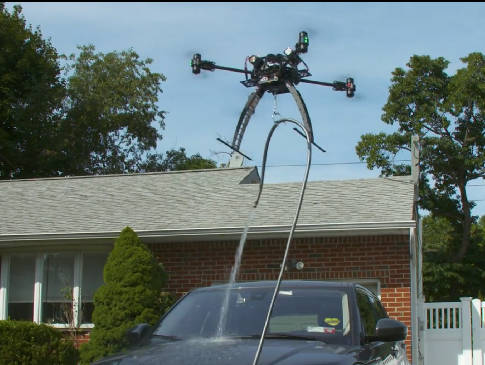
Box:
[256,161,366,168]
[253,160,411,168]
[249,162,485,187]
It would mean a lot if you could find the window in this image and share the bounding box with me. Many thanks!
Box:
[42,253,75,324]
[81,253,108,324]
[0,252,108,327]
[356,287,388,338]
[336,279,381,299]
[155,286,353,346]
[8,255,36,321]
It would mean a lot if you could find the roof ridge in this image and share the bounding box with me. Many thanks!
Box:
[264,175,412,186]
[0,166,257,183]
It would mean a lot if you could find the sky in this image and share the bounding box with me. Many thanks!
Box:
[6,2,485,216]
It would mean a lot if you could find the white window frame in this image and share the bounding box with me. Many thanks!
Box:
[0,251,105,329]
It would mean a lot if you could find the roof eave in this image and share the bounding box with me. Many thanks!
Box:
[0,221,416,249]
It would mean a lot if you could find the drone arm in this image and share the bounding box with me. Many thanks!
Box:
[192,54,251,75]
[299,79,334,87]
[212,64,250,74]
[300,78,356,97]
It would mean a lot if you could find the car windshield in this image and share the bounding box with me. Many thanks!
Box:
[154,285,352,345]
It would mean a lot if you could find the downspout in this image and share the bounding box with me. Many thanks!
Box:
[410,227,419,365]
[410,135,423,365]
[417,217,424,365]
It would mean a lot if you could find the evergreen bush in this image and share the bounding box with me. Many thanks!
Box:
[79,227,167,364]
[0,320,79,365]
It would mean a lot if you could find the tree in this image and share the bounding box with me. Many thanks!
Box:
[136,147,217,173]
[58,45,167,175]
[0,3,65,179]
[138,147,217,172]
[0,5,217,178]
[161,147,217,171]
[79,227,167,364]
[422,215,485,301]
[356,53,485,265]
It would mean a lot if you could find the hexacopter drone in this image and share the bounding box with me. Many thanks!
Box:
[190,31,356,160]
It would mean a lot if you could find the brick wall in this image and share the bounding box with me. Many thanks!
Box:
[149,234,412,361]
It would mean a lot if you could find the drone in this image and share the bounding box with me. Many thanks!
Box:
[190,31,356,161]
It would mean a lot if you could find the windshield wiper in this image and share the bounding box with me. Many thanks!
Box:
[231,333,325,342]
[152,334,181,341]
[265,333,325,341]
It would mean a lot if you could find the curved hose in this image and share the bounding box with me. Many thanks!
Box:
[251,118,312,365]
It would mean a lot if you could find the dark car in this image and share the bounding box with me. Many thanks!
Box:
[94,281,409,365]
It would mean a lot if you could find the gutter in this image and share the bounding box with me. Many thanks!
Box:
[0,221,416,248]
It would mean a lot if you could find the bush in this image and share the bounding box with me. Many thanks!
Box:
[159,291,178,314]
[0,320,79,365]
[79,227,167,364]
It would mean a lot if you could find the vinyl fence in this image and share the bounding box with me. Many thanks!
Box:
[422,298,485,365]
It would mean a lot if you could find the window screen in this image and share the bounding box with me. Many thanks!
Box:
[8,255,35,321]
[42,253,74,324]
[81,253,108,324]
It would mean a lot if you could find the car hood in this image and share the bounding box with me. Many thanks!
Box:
[94,337,360,365]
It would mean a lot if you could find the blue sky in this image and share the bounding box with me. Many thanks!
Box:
[6,2,485,216]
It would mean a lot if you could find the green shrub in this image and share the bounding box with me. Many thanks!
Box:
[159,291,178,314]
[0,320,79,365]
[79,227,167,364]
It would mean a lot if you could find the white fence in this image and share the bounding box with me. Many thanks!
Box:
[422,297,485,365]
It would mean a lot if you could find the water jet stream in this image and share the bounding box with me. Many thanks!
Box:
[216,207,256,337]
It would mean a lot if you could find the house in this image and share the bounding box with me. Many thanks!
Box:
[0,166,418,360]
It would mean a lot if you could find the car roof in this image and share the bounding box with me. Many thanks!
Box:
[193,280,357,293]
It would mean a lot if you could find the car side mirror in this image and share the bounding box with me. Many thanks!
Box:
[372,318,407,342]
[127,323,152,346]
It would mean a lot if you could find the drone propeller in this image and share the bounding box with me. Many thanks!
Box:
[332,72,364,100]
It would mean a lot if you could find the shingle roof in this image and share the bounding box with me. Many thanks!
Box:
[0,167,415,241]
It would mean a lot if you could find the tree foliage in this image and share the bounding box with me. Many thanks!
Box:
[138,147,217,172]
[1,4,216,179]
[59,45,166,175]
[0,3,64,179]
[79,227,167,363]
[423,215,485,301]
[356,53,485,265]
